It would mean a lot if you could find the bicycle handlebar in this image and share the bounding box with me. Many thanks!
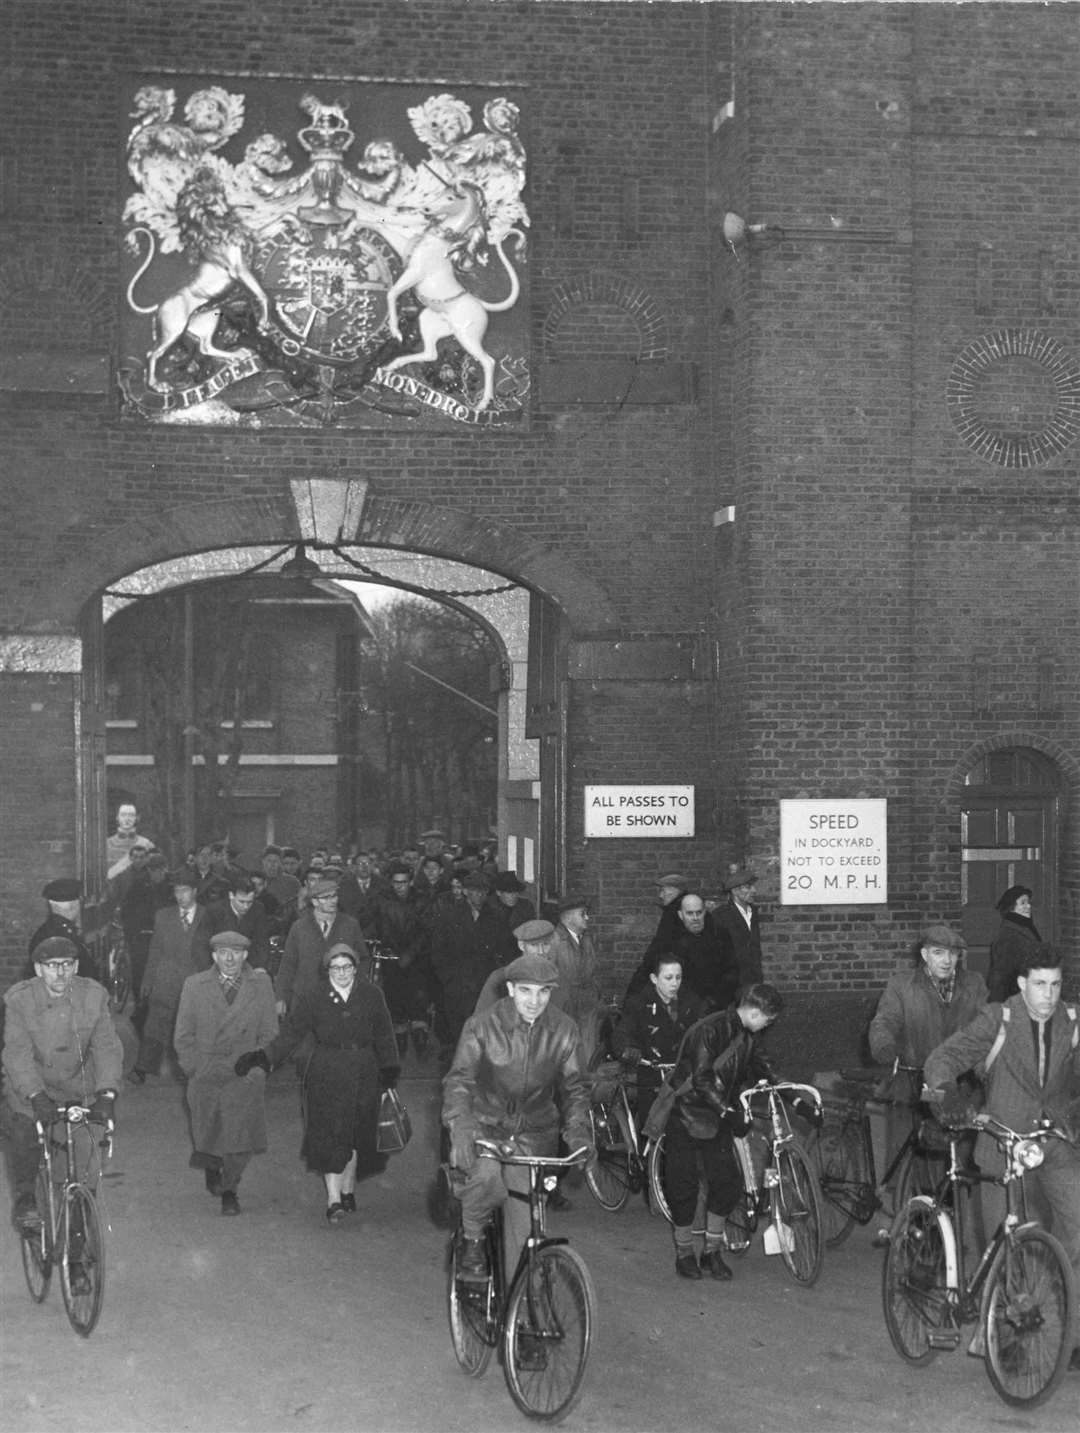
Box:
[474,1138,590,1168]
[738,1080,823,1117]
[949,1112,1071,1146]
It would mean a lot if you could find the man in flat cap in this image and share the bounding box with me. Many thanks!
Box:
[3,935,123,1229]
[130,865,208,1085]
[473,918,556,1014]
[546,896,602,1063]
[711,866,765,990]
[645,872,693,963]
[443,950,594,1283]
[275,874,365,1018]
[174,930,277,1215]
[869,922,988,1204]
[24,879,96,980]
[431,870,516,1051]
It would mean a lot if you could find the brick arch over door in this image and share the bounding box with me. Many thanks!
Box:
[944,732,1080,985]
[26,490,618,636]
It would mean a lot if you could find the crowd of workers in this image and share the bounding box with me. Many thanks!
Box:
[3,820,1079,1372]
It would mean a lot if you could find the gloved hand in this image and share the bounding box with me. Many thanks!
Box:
[720,1105,750,1137]
[234,1049,271,1078]
[619,1045,643,1067]
[449,1124,478,1174]
[31,1092,58,1125]
[379,1066,399,1090]
[89,1090,116,1124]
[583,1144,599,1175]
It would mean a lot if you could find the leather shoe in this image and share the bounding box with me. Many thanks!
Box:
[204,1168,223,1196]
[546,1187,572,1212]
[14,1195,41,1230]
[67,1262,92,1297]
[457,1236,489,1284]
[326,1202,345,1224]
[702,1249,734,1281]
[340,1193,356,1213]
[675,1253,702,1280]
[221,1191,240,1216]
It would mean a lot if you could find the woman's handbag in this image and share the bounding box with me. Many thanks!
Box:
[377,1088,412,1154]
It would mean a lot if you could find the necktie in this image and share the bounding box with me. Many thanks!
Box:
[320,921,330,938]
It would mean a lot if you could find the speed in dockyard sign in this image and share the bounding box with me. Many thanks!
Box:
[780,798,887,904]
[584,786,695,838]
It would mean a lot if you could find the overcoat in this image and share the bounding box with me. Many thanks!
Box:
[265,976,399,1176]
[174,965,277,1157]
[711,901,764,990]
[868,963,988,1072]
[986,914,1043,1003]
[276,909,366,1009]
[141,903,209,1048]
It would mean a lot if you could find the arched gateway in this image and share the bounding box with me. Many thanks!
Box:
[2,480,618,946]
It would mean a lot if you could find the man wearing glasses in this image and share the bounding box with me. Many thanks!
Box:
[2,936,123,1229]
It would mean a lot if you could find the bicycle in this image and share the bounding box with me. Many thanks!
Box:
[647,1079,826,1285]
[882,1111,1076,1408]
[447,1139,597,1423]
[20,1103,113,1337]
[811,1061,949,1247]
[583,1053,671,1214]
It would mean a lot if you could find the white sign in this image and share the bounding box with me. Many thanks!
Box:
[780,798,887,905]
[584,785,695,838]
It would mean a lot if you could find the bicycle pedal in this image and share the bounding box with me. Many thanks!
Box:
[927,1331,961,1351]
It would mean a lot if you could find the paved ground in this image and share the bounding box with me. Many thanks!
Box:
[2,1058,1077,1433]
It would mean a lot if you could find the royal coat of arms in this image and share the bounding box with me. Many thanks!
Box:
[119,79,530,428]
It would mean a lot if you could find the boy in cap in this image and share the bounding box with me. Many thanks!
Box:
[443,951,594,1282]
[711,865,764,989]
[174,931,277,1215]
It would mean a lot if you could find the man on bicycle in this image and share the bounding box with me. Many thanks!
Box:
[665,982,783,1281]
[442,951,593,1283]
[924,946,1080,1371]
[2,936,123,1231]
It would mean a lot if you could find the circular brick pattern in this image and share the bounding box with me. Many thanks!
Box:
[947,329,1080,467]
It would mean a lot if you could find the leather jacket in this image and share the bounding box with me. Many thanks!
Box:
[674,1008,771,1140]
[442,997,592,1155]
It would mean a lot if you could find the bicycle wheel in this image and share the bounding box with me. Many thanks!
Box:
[812,1121,864,1247]
[893,1140,941,1210]
[447,1229,495,1377]
[645,1136,672,1223]
[983,1226,1075,1409]
[60,1184,105,1337]
[19,1167,53,1303]
[773,1142,824,1286]
[584,1102,633,1213]
[503,1243,596,1423]
[881,1199,951,1365]
[109,934,132,1013]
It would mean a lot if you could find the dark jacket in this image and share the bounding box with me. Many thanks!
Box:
[442,996,592,1156]
[986,914,1043,1003]
[612,985,707,1090]
[2,975,124,1116]
[711,901,764,989]
[431,901,515,1042]
[673,1008,771,1141]
[193,897,272,972]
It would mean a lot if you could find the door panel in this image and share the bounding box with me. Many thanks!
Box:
[960,793,1055,974]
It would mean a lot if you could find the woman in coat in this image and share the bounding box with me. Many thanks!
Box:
[986,884,1041,1002]
[236,942,400,1223]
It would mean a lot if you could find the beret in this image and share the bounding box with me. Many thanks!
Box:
[42,878,81,902]
[32,935,79,963]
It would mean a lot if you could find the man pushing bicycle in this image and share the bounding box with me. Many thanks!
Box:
[442,951,594,1283]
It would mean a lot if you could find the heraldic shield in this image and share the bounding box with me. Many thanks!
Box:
[118,77,531,430]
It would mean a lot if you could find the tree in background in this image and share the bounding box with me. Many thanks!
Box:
[359,597,499,849]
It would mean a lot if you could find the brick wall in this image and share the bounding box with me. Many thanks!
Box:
[2,2,1078,1002]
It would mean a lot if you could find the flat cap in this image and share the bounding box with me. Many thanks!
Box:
[657,873,690,889]
[920,923,964,953]
[209,930,251,950]
[309,876,339,898]
[42,878,81,902]
[32,935,79,964]
[504,952,560,986]
[464,871,492,891]
[514,919,555,944]
[495,871,526,893]
[722,867,758,892]
[420,828,446,840]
